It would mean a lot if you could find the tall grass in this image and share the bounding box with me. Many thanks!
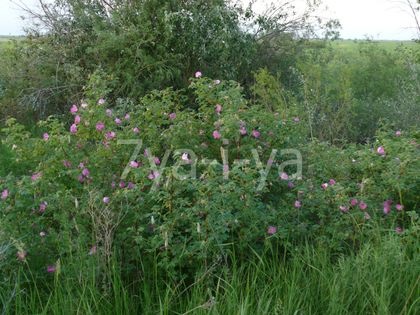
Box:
[1,234,418,314]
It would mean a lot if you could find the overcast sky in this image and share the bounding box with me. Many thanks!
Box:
[0,0,418,40]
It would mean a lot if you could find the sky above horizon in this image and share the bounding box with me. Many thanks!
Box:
[0,0,418,40]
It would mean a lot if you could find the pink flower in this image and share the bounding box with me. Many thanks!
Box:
[359,201,367,210]
[329,179,336,185]
[31,172,42,181]
[115,118,122,125]
[212,130,221,140]
[43,133,49,141]
[321,183,329,190]
[293,117,300,122]
[287,181,295,189]
[47,265,56,273]
[215,104,222,114]
[169,112,176,120]
[133,127,140,134]
[106,109,113,117]
[78,175,85,183]
[70,124,77,134]
[395,227,403,234]
[89,245,97,255]
[154,157,161,165]
[124,114,130,120]
[383,199,392,214]
[195,71,202,78]
[396,204,404,211]
[127,182,135,189]
[96,122,105,131]
[395,130,401,136]
[63,160,71,168]
[294,200,302,208]
[377,146,385,156]
[17,251,27,261]
[82,168,90,177]
[74,115,81,125]
[119,181,126,188]
[105,131,116,140]
[252,130,261,139]
[39,201,47,213]
[239,126,247,135]
[98,98,105,105]
[280,172,289,180]
[148,171,160,180]
[350,199,358,206]
[70,104,78,114]
[181,153,189,161]
[130,161,139,168]
[340,205,349,213]
[364,212,371,220]
[267,226,277,235]
[103,197,110,204]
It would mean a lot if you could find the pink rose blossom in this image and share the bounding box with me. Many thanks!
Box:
[63,160,71,168]
[103,197,110,204]
[293,117,300,122]
[267,226,277,235]
[98,98,105,105]
[252,130,261,138]
[340,205,349,213]
[212,130,221,140]
[1,189,9,200]
[70,104,78,114]
[215,104,222,114]
[288,181,295,189]
[359,201,367,210]
[280,172,289,180]
[396,204,404,211]
[294,200,302,208]
[31,172,42,181]
[43,133,49,141]
[383,199,392,214]
[105,131,116,140]
[130,161,139,168]
[119,181,126,189]
[82,168,90,177]
[350,199,358,206]
[106,109,113,117]
[115,118,122,125]
[96,122,105,131]
[329,179,336,185]
[133,127,140,133]
[89,245,97,255]
[377,146,385,156]
[239,126,247,135]
[124,114,130,120]
[395,130,401,136]
[154,157,161,165]
[395,227,403,234]
[17,251,27,261]
[74,115,81,125]
[39,201,47,213]
[127,182,135,189]
[321,183,329,190]
[195,71,202,78]
[70,124,77,134]
[169,112,176,120]
[47,265,56,273]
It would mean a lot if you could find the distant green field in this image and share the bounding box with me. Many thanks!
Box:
[331,39,419,52]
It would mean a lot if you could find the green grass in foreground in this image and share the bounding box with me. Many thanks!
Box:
[1,235,418,314]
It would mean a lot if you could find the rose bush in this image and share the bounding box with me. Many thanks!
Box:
[0,75,418,281]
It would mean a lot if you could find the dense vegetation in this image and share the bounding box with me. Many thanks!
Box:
[0,0,419,314]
